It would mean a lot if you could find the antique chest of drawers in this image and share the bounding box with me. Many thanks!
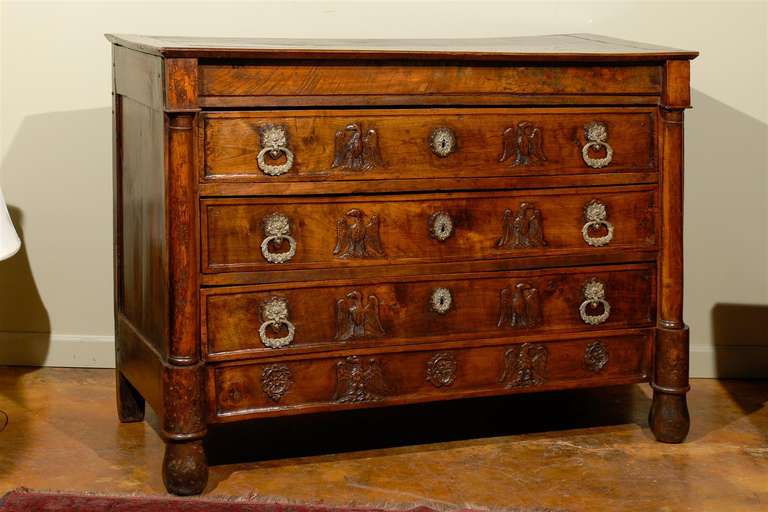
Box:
[108,33,697,495]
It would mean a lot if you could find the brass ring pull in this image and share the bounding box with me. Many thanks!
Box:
[257,125,294,176]
[581,200,614,247]
[579,279,611,326]
[261,213,297,264]
[259,297,296,348]
[581,122,614,169]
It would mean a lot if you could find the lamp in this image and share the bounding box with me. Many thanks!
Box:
[0,186,20,261]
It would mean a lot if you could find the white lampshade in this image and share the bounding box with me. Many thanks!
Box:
[0,186,21,261]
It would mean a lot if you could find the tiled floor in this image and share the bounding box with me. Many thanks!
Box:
[0,367,766,511]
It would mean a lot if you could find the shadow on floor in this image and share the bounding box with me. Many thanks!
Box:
[205,383,649,472]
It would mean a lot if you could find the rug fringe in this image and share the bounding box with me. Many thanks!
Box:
[2,487,564,512]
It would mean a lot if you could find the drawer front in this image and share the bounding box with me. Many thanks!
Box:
[202,186,657,274]
[202,264,655,360]
[198,62,661,106]
[208,330,653,421]
[201,108,655,183]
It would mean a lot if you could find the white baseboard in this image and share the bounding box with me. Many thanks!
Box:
[0,331,115,368]
[0,332,765,378]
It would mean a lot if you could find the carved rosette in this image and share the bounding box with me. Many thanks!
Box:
[496,203,546,249]
[498,282,543,329]
[498,343,549,388]
[333,356,388,403]
[584,341,609,373]
[335,290,385,341]
[331,123,383,171]
[426,352,458,388]
[498,122,547,166]
[333,209,384,258]
[261,364,293,402]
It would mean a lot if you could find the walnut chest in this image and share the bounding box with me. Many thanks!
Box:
[108,33,697,495]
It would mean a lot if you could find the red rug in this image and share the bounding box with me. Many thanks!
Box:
[0,489,479,512]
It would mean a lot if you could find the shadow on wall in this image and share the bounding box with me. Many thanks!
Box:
[0,206,51,365]
[0,207,50,477]
[0,107,113,367]
[711,304,768,436]
[686,90,768,379]
[712,304,768,378]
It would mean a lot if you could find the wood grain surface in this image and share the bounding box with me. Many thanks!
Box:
[202,264,656,361]
[201,108,656,182]
[208,329,653,421]
[202,186,657,274]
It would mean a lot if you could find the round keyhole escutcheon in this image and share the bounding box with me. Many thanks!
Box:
[429,127,456,157]
[429,211,454,241]
[430,288,453,314]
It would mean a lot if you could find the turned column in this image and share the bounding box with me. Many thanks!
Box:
[162,58,208,495]
[650,60,691,443]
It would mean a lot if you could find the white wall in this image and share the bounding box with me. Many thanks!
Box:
[0,1,766,376]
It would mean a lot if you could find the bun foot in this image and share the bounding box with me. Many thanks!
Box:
[162,440,208,495]
[649,391,690,443]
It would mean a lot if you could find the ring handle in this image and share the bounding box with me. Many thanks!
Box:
[581,122,614,169]
[579,279,611,326]
[581,200,614,247]
[257,125,294,176]
[259,297,296,348]
[261,235,297,264]
[259,319,296,348]
[257,147,294,176]
[261,213,297,264]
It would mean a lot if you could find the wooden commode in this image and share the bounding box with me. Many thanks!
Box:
[107,33,697,495]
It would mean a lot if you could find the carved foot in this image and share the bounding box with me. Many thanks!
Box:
[116,370,145,423]
[162,440,208,495]
[650,391,690,443]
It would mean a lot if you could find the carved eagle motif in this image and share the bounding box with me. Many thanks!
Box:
[331,123,383,171]
[499,122,547,166]
[333,356,388,403]
[498,282,543,329]
[335,290,385,341]
[499,343,549,388]
[333,209,384,258]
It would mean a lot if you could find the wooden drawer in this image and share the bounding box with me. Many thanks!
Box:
[202,186,657,275]
[198,61,662,107]
[208,330,653,421]
[201,108,655,184]
[202,264,655,361]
